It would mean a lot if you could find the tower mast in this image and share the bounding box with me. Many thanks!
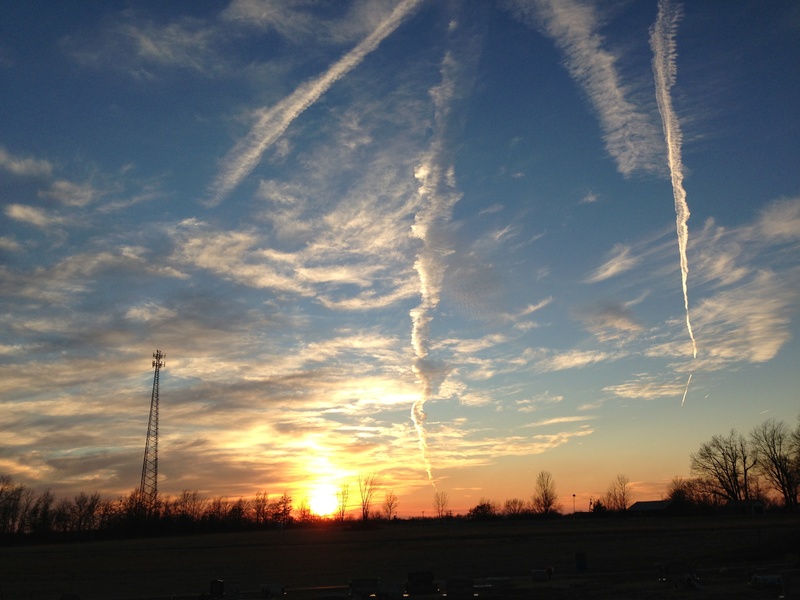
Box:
[139,349,165,511]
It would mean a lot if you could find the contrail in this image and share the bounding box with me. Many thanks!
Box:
[680,372,692,407]
[506,0,663,176]
[207,0,423,206]
[650,0,697,360]
[410,39,477,485]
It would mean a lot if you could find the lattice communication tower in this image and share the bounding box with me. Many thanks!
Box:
[139,349,165,509]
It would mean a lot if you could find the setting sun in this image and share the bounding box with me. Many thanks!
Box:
[308,484,339,517]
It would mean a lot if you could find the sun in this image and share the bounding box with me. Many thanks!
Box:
[308,484,338,517]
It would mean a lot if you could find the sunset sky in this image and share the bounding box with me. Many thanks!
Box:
[2,0,798,517]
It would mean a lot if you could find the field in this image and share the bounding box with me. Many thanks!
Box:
[1,515,798,599]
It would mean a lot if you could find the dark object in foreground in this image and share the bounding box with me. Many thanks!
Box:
[657,560,700,590]
[406,571,438,596]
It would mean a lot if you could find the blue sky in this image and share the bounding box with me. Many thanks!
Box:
[1,0,798,516]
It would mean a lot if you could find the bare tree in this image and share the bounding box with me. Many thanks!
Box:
[531,470,560,515]
[335,483,350,523]
[296,499,313,523]
[383,490,399,519]
[604,474,632,512]
[691,429,757,502]
[433,491,449,518]
[72,492,101,533]
[252,491,270,526]
[503,498,528,516]
[358,473,382,521]
[175,489,206,521]
[751,419,799,509]
[0,476,28,535]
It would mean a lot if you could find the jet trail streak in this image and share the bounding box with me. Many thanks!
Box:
[681,372,692,407]
[207,0,423,206]
[651,0,697,360]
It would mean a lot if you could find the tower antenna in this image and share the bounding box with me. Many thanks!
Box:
[139,349,165,512]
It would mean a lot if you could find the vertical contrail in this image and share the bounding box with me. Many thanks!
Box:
[410,40,475,485]
[207,0,423,206]
[651,0,697,360]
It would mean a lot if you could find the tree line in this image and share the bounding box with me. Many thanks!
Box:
[669,417,800,511]
[1,416,797,544]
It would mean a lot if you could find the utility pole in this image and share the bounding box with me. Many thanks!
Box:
[139,350,165,512]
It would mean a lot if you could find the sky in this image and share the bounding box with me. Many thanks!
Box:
[1,0,799,517]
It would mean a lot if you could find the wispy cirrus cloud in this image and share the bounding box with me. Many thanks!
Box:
[39,179,103,207]
[603,375,690,401]
[223,0,399,46]
[506,0,663,176]
[5,204,66,229]
[0,145,52,177]
[534,348,622,372]
[584,243,639,282]
[65,15,220,78]
[757,197,800,241]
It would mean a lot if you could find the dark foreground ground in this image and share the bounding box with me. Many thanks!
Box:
[1,515,798,599]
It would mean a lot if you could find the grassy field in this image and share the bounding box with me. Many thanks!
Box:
[1,515,798,599]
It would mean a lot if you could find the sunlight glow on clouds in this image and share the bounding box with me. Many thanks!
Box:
[1,0,798,514]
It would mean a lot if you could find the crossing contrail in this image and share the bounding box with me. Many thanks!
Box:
[207,0,423,206]
[651,0,697,361]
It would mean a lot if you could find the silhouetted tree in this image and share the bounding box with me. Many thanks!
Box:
[270,492,293,526]
[531,471,560,515]
[296,499,313,523]
[175,489,206,523]
[26,489,55,536]
[691,429,756,502]
[383,490,399,519]
[227,497,249,528]
[591,498,606,513]
[0,476,28,536]
[253,491,270,526]
[72,492,101,533]
[358,473,382,521]
[433,491,449,518]
[604,474,632,512]
[467,498,498,520]
[335,483,350,523]
[750,419,799,509]
[503,498,528,517]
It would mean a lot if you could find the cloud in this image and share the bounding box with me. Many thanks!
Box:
[65,14,220,78]
[223,0,397,46]
[39,180,102,207]
[757,196,800,241]
[208,0,423,205]
[0,146,53,177]
[5,204,65,228]
[525,415,597,426]
[515,391,564,412]
[584,243,639,282]
[577,300,642,341]
[506,0,663,176]
[603,375,690,401]
[691,269,796,365]
[535,348,622,372]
